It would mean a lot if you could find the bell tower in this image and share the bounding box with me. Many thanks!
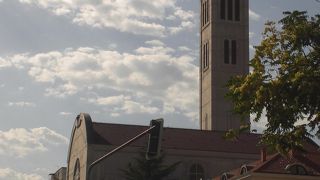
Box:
[200,0,249,131]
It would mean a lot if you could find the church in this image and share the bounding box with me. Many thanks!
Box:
[51,0,320,180]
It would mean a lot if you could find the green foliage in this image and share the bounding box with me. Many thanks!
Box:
[120,151,180,180]
[224,124,251,141]
[226,11,320,154]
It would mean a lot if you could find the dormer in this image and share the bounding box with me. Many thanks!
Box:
[285,163,308,176]
[220,172,233,180]
[240,164,255,175]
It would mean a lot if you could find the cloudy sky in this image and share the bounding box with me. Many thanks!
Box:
[0,0,319,179]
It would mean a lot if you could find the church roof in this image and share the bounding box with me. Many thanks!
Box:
[88,122,261,154]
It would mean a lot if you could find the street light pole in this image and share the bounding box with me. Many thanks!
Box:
[86,125,155,180]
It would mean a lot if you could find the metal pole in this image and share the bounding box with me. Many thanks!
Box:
[86,125,155,180]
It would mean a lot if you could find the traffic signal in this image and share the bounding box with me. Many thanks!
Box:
[146,119,163,160]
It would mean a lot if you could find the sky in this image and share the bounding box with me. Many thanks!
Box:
[0,0,319,179]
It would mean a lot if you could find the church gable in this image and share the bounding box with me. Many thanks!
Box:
[67,113,93,180]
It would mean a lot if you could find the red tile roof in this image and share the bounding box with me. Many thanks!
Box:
[89,122,261,154]
[255,152,320,175]
[213,140,320,179]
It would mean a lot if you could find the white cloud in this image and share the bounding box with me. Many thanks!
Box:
[0,127,68,158]
[5,41,199,121]
[90,95,159,114]
[135,45,174,55]
[168,6,196,34]
[249,9,261,21]
[178,46,192,52]
[59,112,72,116]
[122,100,160,114]
[145,40,165,47]
[0,168,43,180]
[164,82,198,119]
[129,72,152,86]
[169,20,195,35]
[94,95,130,106]
[8,101,36,108]
[45,83,78,98]
[0,57,11,68]
[18,0,196,37]
[173,6,195,20]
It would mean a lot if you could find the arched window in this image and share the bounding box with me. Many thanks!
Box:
[240,164,254,175]
[189,164,205,180]
[73,159,80,180]
[220,172,233,180]
[240,166,247,175]
[285,164,307,175]
[221,173,228,180]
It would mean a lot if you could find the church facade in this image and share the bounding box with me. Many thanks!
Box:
[65,113,260,180]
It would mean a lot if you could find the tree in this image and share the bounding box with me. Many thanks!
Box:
[226,11,320,154]
[120,151,180,180]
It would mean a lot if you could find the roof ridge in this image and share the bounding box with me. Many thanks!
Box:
[91,121,261,135]
[252,153,281,172]
[92,121,147,127]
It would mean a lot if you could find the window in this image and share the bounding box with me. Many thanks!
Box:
[189,164,205,180]
[206,0,209,24]
[220,173,228,180]
[203,42,209,70]
[205,0,208,25]
[220,172,233,180]
[235,0,240,21]
[224,40,229,64]
[220,0,226,19]
[202,0,210,27]
[240,166,248,175]
[240,165,255,175]
[73,159,80,180]
[224,39,237,65]
[285,164,308,175]
[221,0,240,21]
[201,3,205,26]
[227,0,233,20]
